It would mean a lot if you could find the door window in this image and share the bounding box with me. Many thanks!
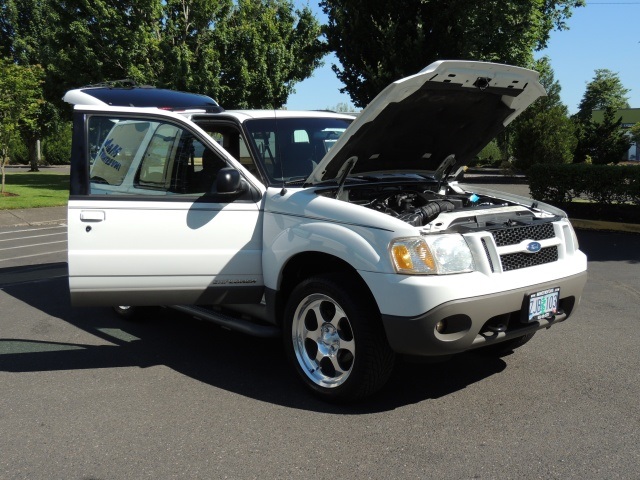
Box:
[87,115,226,195]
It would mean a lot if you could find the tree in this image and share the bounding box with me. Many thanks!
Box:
[575,69,630,123]
[0,0,59,170]
[511,57,576,171]
[573,69,631,163]
[157,0,230,99]
[47,0,164,107]
[1,0,326,171]
[629,122,640,148]
[326,102,356,113]
[0,0,49,63]
[320,0,585,107]
[6,0,324,110]
[0,58,44,192]
[574,106,630,165]
[212,0,326,108]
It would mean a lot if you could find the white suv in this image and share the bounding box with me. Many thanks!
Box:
[65,61,587,402]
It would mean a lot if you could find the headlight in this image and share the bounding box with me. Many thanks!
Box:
[389,235,475,275]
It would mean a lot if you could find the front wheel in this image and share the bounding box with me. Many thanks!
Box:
[284,274,395,402]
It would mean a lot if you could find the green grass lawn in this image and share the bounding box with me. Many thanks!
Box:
[0,171,69,209]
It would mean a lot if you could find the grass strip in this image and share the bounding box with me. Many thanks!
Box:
[0,171,69,209]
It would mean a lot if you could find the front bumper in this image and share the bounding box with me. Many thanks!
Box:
[380,271,587,356]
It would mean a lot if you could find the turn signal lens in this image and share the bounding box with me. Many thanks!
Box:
[391,244,413,270]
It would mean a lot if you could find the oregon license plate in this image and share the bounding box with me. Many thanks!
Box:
[527,287,560,321]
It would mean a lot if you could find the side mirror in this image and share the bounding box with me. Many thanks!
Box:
[214,167,244,195]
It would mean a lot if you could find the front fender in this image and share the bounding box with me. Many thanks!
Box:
[263,219,385,290]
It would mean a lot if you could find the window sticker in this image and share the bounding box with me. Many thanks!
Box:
[90,120,151,187]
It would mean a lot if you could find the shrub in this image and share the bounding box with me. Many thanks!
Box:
[6,135,28,164]
[529,164,640,205]
[42,122,72,165]
[474,140,503,167]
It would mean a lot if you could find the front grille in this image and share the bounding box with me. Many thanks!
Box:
[481,238,494,273]
[500,246,559,271]
[491,223,555,247]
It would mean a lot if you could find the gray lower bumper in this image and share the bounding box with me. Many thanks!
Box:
[381,271,588,356]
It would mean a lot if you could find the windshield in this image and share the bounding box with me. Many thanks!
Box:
[244,117,352,185]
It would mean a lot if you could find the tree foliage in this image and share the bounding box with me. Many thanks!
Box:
[3,0,324,111]
[629,123,640,147]
[573,69,631,164]
[511,57,576,171]
[574,107,630,165]
[46,0,164,108]
[320,0,585,107]
[575,69,630,123]
[0,58,45,189]
[157,0,229,99]
[1,0,325,169]
[212,0,326,108]
[0,0,58,169]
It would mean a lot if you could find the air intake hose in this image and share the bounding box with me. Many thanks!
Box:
[399,200,456,226]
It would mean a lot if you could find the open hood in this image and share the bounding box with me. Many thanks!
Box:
[306,60,546,185]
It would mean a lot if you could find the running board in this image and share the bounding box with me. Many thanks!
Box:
[171,305,280,338]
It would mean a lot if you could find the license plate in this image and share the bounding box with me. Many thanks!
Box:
[527,287,560,321]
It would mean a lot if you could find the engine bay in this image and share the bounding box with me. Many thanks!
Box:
[325,181,558,232]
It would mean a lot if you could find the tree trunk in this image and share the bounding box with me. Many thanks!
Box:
[1,148,6,194]
[28,136,40,172]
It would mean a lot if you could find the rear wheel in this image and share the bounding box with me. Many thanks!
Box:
[284,274,395,402]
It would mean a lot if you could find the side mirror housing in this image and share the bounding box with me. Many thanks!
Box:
[214,167,244,195]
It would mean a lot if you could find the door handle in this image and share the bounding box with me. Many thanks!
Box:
[80,210,105,222]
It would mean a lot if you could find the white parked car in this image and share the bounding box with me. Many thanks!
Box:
[64,61,587,402]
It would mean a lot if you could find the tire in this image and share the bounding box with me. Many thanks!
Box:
[283,274,395,402]
[478,332,536,357]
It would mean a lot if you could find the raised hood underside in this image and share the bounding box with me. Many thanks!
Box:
[307,61,546,185]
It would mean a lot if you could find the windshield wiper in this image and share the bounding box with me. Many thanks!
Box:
[283,177,308,186]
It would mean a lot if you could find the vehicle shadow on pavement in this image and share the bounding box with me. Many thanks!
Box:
[0,272,507,413]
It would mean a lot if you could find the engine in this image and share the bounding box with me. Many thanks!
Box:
[359,188,510,227]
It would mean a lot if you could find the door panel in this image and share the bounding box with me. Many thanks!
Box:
[68,199,263,306]
[68,109,264,306]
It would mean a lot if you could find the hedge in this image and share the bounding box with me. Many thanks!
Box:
[528,164,640,206]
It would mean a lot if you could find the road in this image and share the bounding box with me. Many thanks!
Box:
[1,214,639,478]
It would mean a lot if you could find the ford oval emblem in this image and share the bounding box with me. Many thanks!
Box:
[526,241,542,253]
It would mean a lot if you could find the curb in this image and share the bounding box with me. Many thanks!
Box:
[0,206,67,229]
[4,219,67,228]
[570,218,640,234]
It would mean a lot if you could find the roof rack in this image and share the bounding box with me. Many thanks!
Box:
[160,105,225,113]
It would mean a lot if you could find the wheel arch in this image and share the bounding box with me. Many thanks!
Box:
[272,252,380,327]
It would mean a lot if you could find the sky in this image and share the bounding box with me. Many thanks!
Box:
[285,1,640,113]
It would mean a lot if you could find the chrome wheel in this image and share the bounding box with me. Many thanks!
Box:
[291,293,356,388]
